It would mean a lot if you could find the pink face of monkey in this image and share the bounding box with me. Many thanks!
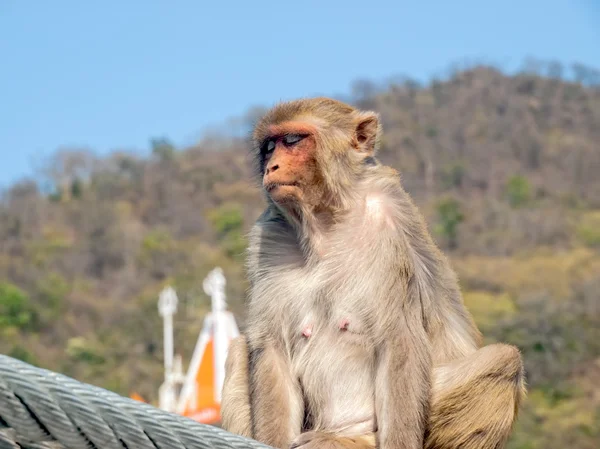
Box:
[260,121,325,208]
[254,99,381,211]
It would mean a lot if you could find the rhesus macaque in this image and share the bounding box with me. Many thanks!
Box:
[221,98,525,449]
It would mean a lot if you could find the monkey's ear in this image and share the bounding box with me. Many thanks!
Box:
[354,112,381,155]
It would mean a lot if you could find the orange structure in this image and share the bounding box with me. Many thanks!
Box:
[180,338,220,423]
[155,268,239,425]
[129,392,146,403]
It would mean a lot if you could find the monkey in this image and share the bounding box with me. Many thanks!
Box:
[220,97,526,449]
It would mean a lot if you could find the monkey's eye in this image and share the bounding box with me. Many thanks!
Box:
[283,134,305,146]
[264,140,276,153]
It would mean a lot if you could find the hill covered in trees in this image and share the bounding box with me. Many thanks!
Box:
[1,62,599,448]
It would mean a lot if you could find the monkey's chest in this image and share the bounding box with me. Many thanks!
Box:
[287,303,377,434]
[294,302,370,340]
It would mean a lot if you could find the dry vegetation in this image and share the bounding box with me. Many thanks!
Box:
[1,61,599,448]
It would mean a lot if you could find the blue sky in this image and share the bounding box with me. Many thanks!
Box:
[1,1,599,189]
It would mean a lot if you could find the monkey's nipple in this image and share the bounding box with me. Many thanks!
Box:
[339,318,350,331]
[302,324,313,338]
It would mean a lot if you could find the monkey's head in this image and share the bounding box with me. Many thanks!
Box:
[252,97,382,212]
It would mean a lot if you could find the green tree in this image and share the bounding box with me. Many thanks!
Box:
[35,273,69,323]
[506,175,531,208]
[151,137,176,161]
[0,282,34,329]
[71,177,83,198]
[8,346,37,364]
[208,203,247,259]
[442,162,466,189]
[209,203,244,236]
[434,197,464,249]
[66,337,106,365]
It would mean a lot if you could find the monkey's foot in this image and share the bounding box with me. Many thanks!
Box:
[290,431,374,449]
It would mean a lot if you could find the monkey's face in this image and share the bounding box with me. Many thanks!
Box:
[260,121,326,208]
[254,98,382,213]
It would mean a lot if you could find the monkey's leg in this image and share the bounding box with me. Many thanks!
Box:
[221,335,252,438]
[425,344,526,449]
[249,342,304,449]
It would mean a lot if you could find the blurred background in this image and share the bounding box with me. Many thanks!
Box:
[1,1,599,448]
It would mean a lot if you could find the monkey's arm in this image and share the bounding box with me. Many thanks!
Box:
[221,336,253,437]
[249,342,304,449]
[375,304,432,449]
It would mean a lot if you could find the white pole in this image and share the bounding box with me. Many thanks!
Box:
[164,314,173,378]
[158,286,178,381]
[203,267,228,403]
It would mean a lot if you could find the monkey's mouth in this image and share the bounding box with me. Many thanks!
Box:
[264,181,299,192]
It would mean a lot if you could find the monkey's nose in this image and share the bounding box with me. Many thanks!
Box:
[266,164,279,175]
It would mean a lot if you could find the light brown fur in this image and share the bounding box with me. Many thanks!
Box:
[220,97,525,449]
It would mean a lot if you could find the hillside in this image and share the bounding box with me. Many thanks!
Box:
[1,63,599,449]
